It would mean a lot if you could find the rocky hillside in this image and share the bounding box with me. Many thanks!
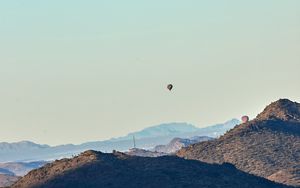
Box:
[11,150,288,188]
[154,136,213,154]
[177,99,300,187]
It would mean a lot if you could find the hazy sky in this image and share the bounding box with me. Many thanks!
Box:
[0,1,299,145]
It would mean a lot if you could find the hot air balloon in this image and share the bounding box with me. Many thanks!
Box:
[167,84,173,91]
[241,116,249,123]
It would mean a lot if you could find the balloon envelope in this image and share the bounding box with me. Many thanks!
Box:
[167,84,173,91]
[241,116,249,123]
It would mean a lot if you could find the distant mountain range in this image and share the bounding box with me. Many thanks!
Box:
[11,150,287,188]
[0,141,49,151]
[112,122,199,141]
[0,119,239,162]
[177,99,300,187]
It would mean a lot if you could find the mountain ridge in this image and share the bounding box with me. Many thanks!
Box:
[111,122,199,140]
[10,150,289,188]
[177,99,300,187]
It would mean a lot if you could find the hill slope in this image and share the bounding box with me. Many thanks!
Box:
[177,99,300,187]
[11,150,288,188]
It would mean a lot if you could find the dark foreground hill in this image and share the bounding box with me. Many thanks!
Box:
[11,150,288,188]
[177,99,300,187]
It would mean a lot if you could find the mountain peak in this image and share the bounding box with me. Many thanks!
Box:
[256,99,300,121]
[177,99,300,187]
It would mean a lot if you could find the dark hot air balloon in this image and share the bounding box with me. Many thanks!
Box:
[241,116,249,123]
[167,84,173,91]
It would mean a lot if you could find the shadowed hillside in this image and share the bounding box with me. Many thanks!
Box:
[177,99,300,187]
[11,150,288,188]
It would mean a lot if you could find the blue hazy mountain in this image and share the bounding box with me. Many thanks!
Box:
[0,141,49,151]
[0,119,239,162]
[186,118,241,137]
[110,119,239,141]
[111,122,199,140]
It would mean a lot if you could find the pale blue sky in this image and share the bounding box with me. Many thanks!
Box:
[0,1,299,145]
